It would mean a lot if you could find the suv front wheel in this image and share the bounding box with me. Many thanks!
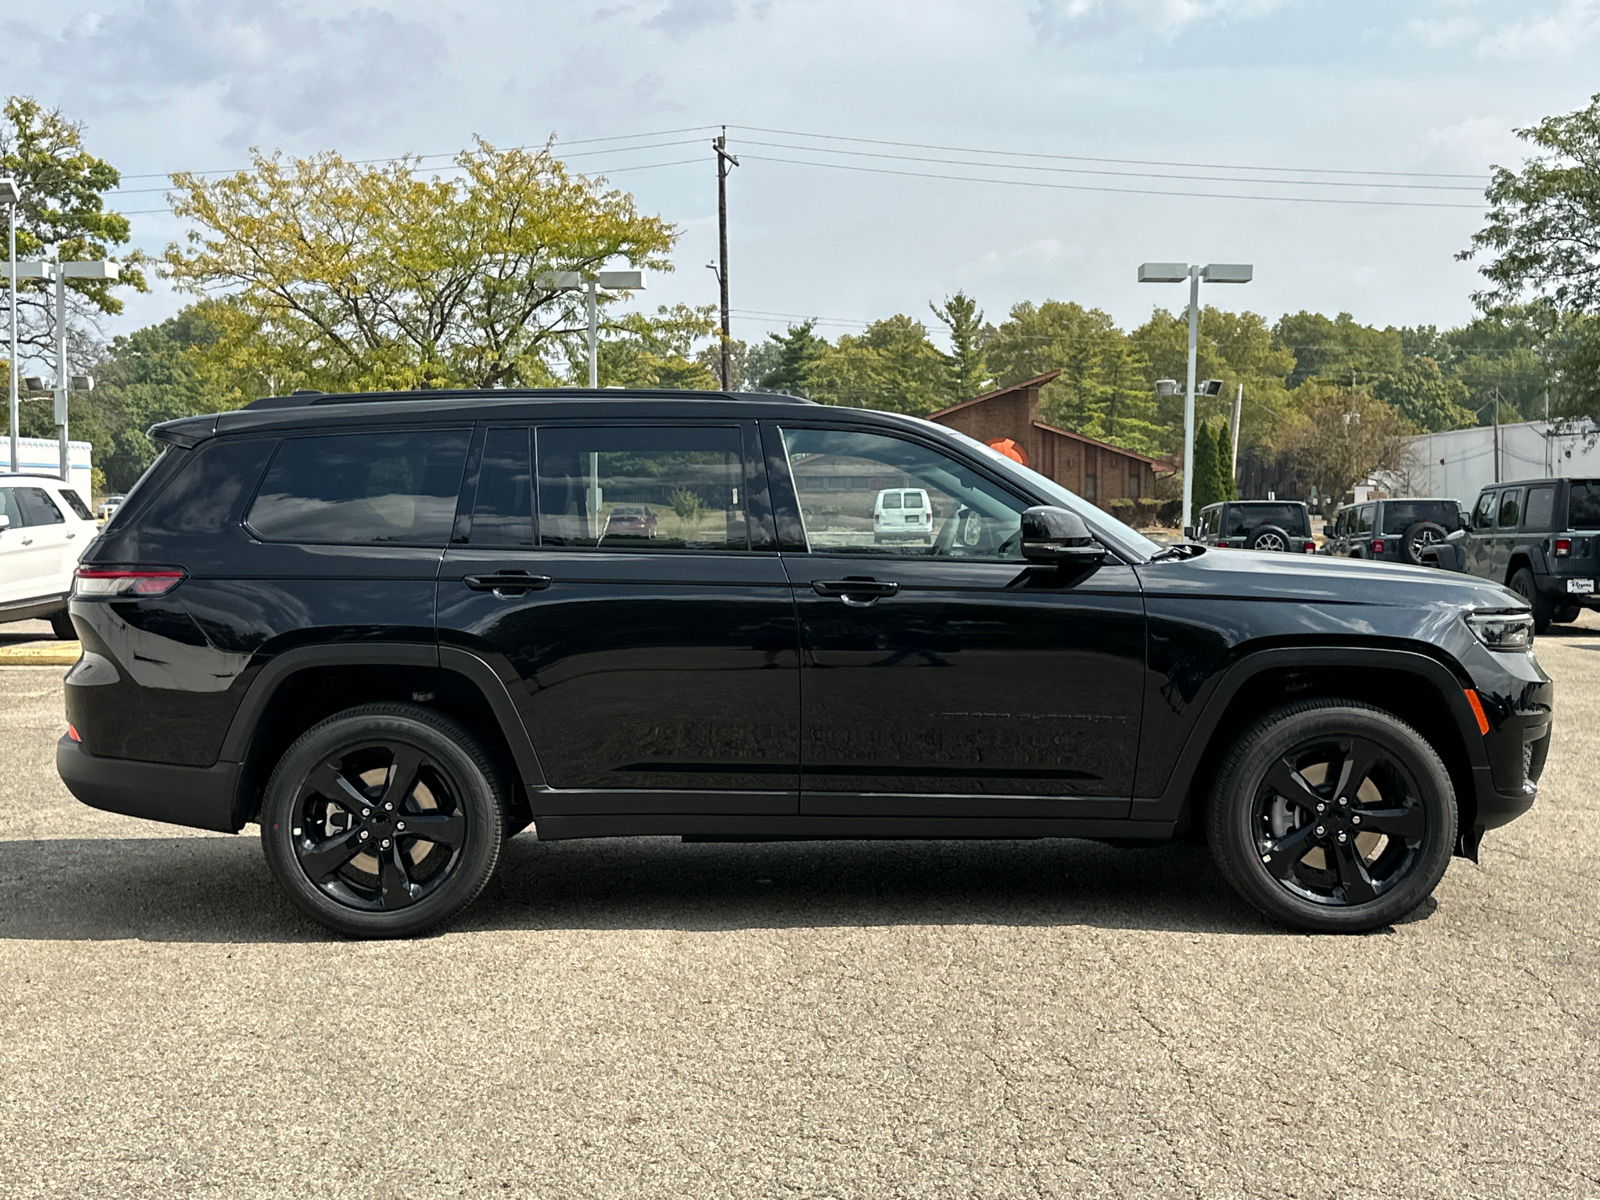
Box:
[1207,701,1456,933]
[260,703,506,937]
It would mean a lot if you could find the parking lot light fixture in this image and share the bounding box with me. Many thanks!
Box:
[1138,262,1252,534]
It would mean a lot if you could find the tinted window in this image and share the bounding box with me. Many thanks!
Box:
[1523,486,1556,530]
[141,438,277,535]
[1497,489,1523,529]
[249,430,470,546]
[1224,504,1309,537]
[469,427,534,548]
[1382,501,1460,535]
[782,427,1025,560]
[1568,482,1600,530]
[537,425,746,551]
[57,488,93,521]
[1473,491,1498,530]
[14,487,64,527]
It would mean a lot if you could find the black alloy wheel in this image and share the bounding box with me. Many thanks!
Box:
[261,703,505,937]
[1509,567,1552,635]
[1207,701,1456,932]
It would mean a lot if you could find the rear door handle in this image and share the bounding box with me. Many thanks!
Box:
[813,578,898,607]
[464,571,552,595]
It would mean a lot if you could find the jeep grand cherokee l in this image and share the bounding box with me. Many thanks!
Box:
[56,389,1553,937]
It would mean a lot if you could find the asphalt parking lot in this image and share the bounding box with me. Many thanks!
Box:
[2,620,1597,1199]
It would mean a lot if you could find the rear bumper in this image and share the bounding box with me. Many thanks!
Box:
[56,735,242,833]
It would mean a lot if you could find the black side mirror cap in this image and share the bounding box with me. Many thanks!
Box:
[1021,506,1107,565]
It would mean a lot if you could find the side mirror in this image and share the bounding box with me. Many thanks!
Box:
[1021,505,1106,566]
[1181,525,1194,540]
[0,514,9,531]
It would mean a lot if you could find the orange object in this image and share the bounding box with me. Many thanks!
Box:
[66,724,80,743]
[1463,689,1490,736]
[987,437,1028,466]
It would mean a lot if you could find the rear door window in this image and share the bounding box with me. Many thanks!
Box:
[468,427,534,548]
[536,425,747,551]
[1567,481,1600,530]
[1523,486,1556,531]
[248,429,471,546]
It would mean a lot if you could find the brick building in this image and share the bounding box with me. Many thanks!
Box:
[924,371,1161,512]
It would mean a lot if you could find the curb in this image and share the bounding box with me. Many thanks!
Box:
[0,643,80,666]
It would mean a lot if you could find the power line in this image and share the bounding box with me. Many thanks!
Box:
[729,124,1489,182]
[738,153,1484,210]
[732,138,1484,193]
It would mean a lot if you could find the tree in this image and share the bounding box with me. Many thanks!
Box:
[584,304,718,390]
[164,139,676,395]
[1216,420,1237,501]
[757,321,826,395]
[929,291,991,399]
[1191,422,1222,510]
[1273,311,1402,388]
[1271,386,1414,509]
[1374,357,1474,432]
[805,315,947,413]
[0,96,147,430]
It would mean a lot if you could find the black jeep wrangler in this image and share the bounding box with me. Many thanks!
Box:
[57,389,1553,937]
[1427,477,1600,633]
[1190,499,1318,553]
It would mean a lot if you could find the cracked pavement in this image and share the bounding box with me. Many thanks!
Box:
[1,617,1596,1199]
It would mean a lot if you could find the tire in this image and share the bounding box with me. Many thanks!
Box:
[49,610,76,640]
[1206,700,1457,933]
[1401,520,1449,564]
[260,703,506,938]
[1247,524,1292,553]
[1509,567,1552,635]
[1553,605,1581,624]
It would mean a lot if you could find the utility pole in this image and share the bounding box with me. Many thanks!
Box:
[713,128,738,391]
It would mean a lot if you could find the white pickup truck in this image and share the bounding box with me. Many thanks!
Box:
[0,474,100,638]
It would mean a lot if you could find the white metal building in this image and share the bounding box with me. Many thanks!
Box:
[1397,420,1600,507]
[1,437,94,498]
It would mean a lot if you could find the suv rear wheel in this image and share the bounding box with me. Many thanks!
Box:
[1509,567,1552,634]
[1206,701,1456,933]
[260,703,505,938]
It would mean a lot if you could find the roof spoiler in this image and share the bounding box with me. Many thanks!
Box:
[149,415,218,449]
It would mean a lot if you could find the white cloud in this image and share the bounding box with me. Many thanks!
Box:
[1030,0,1288,42]
[1475,0,1600,59]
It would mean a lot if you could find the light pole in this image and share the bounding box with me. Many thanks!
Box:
[539,269,645,388]
[1138,262,1252,534]
[1,257,119,481]
[0,178,19,475]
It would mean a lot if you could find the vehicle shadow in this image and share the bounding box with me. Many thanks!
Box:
[0,832,1417,944]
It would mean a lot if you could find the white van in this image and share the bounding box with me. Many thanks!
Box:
[0,474,100,638]
[873,487,933,544]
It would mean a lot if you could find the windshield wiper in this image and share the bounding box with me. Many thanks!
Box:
[1149,542,1206,561]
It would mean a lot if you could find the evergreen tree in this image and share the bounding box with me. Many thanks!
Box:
[1216,420,1238,500]
[1191,423,1221,510]
[757,320,826,395]
[929,291,991,400]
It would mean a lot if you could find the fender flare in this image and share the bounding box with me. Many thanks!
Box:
[218,641,547,789]
[1133,645,1486,821]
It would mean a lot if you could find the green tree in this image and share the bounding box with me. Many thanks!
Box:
[929,290,991,400]
[1273,311,1402,388]
[164,138,675,395]
[1374,357,1474,432]
[1270,385,1414,509]
[586,304,719,390]
[1216,420,1237,501]
[757,320,826,395]
[0,96,147,433]
[1191,422,1222,510]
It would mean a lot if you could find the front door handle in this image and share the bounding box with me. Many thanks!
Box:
[813,578,898,607]
[464,571,552,596]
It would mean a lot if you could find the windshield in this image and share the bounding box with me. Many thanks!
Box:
[1223,503,1309,537]
[941,427,1162,561]
[1382,500,1460,535]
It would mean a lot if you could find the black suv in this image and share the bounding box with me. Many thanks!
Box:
[1439,477,1600,633]
[1325,498,1463,564]
[1190,500,1317,553]
[57,390,1552,937]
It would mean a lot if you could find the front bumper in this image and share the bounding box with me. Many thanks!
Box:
[56,735,242,833]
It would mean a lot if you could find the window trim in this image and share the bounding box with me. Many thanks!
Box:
[1496,487,1525,530]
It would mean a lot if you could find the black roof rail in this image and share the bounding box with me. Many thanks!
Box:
[242,387,815,411]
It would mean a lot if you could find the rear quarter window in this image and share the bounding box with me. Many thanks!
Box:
[1568,481,1600,530]
[138,438,278,535]
[248,429,471,546]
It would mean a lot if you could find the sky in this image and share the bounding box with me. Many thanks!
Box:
[7,0,1600,352]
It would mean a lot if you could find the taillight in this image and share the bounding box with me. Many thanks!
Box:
[1371,538,1386,554]
[1302,541,1317,553]
[1215,541,1228,548]
[73,566,187,598]
[1555,538,1571,557]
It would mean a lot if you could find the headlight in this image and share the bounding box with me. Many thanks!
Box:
[1466,610,1534,651]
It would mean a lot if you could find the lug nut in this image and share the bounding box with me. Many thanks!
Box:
[1338,832,1349,843]
[359,831,369,841]
[362,809,371,819]
[1339,797,1348,807]
[1315,825,1326,836]
[1316,803,1326,813]
[384,802,394,812]
[1352,815,1362,826]
[381,839,392,849]
[396,821,406,832]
